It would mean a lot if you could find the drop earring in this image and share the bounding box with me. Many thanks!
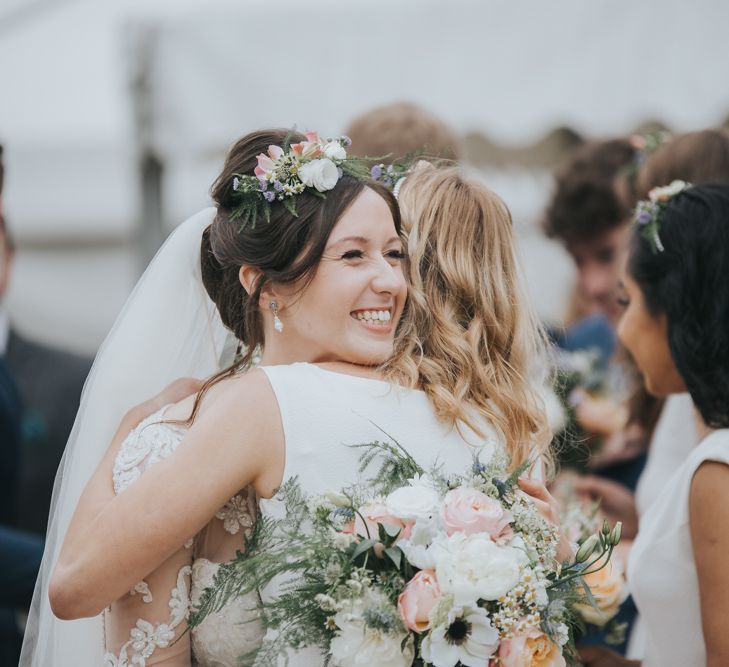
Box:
[269,301,283,333]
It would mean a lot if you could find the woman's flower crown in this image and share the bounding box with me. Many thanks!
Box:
[230,131,372,229]
[633,179,691,253]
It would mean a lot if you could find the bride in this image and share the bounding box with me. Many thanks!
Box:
[23,129,555,665]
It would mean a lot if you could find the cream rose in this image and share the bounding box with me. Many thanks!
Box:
[498,629,566,667]
[397,570,441,633]
[432,532,521,604]
[441,487,513,539]
[297,158,339,192]
[574,557,627,625]
[385,483,441,522]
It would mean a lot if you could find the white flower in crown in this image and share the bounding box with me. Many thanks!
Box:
[648,179,689,202]
[298,158,339,192]
[323,140,347,160]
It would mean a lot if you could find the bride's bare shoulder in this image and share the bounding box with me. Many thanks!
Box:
[164,368,277,423]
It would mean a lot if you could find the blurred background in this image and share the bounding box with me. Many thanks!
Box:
[3,0,729,662]
[3,0,728,355]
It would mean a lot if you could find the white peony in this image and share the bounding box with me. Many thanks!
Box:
[298,158,339,192]
[385,483,441,522]
[330,603,414,667]
[420,603,498,667]
[323,141,347,160]
[433,532,522,604]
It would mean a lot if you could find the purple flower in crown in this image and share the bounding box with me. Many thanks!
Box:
[274,180,284,192]
[635,206,653,226]
[371,164,383,179]
[264,191,276,203]
[258,179,269,191]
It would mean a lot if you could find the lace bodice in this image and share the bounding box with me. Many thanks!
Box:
[105,407,264,666]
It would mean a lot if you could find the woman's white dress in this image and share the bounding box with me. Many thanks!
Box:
[257,363,502,665]
[628,428,729,667]
[626,393,697,659]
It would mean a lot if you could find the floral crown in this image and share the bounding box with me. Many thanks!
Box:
[230,131,372,229]
[633,179,691,253]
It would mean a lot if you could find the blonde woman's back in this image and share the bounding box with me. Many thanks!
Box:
[389,164,551,472]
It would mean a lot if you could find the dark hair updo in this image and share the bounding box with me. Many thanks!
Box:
[201,128,400,365]
[627,184,729,428]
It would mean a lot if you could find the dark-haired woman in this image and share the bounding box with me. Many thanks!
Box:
[581,183,729,667]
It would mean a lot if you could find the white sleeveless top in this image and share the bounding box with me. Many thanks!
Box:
[628,429,729,667]
[258,363,502,665]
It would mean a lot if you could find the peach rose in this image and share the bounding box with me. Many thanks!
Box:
[574,557,626,625]
[441,487,512,539]
[342,504,412,541]
[498,629,566,667]
[397,570,441,633]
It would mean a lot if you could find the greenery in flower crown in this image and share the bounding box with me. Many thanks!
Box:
[229,131,374,231]
[633,179,691,253]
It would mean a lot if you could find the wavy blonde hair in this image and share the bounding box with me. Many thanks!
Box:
[386,163,551,471]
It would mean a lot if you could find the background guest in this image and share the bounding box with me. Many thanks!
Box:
[0,145,92,536]
[345,101,461,163]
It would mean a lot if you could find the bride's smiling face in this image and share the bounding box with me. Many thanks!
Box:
[268,187,407,366]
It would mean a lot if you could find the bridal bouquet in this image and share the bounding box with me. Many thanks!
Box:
[191,439,620,666]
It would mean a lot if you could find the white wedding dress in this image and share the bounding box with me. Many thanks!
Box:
[628,428,729,666]
[256,363,504,666]
[104,405,264,666]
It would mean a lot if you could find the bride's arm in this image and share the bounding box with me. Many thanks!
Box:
[690,461,729,667]
[58,378,203,563]
[49,370,283,620]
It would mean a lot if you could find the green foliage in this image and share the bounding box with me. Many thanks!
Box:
[349,423,424,495]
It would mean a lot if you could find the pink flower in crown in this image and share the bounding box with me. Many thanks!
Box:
[291,131,323,159]
[254,144,284,180]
